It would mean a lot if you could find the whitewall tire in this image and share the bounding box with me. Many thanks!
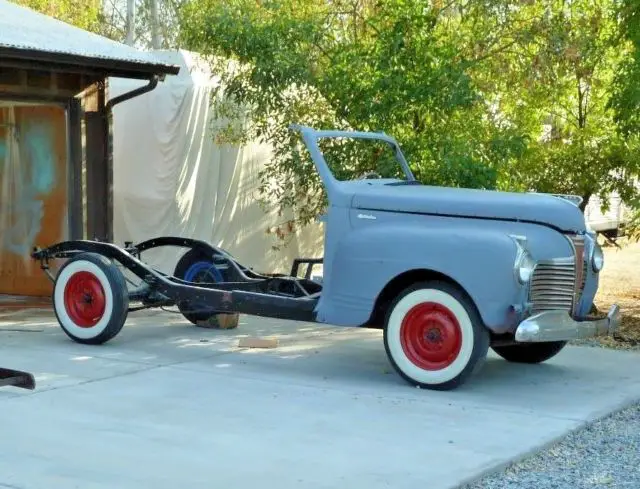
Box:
[383,280,489,390]
[53,252,129,345]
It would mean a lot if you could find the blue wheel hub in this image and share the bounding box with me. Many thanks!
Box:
[182,261,224,316]
[183,261,223,283]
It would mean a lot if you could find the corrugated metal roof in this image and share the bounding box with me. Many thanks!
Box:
[0,0,178,75]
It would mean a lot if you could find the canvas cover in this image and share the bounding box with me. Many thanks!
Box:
[109,50,324,276]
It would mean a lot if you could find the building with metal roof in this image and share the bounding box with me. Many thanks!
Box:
[0,0,179,79]
[0,0,180,297]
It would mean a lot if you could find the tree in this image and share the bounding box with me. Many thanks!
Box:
[178,0,528,246]
[16,0,187,49]
[608,0,640,238]
[451,0,640,211]
[13,0,103,32]
[178,0,640,248]
[609,0,640,137]
[99,0,186,48]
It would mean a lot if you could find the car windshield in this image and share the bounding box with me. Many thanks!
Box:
[316,136,410,182]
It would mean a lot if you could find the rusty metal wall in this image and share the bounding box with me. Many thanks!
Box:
[0,103,68,296]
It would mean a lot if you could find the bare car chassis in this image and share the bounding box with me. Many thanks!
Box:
[32,236,324,344]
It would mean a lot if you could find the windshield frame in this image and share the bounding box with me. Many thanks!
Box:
[291,125,417,191]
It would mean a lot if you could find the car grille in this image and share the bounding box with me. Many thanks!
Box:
[529,234,587,315]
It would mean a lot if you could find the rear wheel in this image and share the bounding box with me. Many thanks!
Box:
[53,252,129,345]
[492,341,567,364]
[173,248,239,329]
[383,280,489,391]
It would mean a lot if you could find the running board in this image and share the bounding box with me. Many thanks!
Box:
[0,368,36,390]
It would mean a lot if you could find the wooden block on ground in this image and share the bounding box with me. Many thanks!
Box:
[196,313,240,329]
[238,337,279,349]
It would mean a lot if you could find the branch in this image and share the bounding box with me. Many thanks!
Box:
[547,109,580,129]
[466,38,520,66]
[434,0,458,19]
[105,0,127,25]
[576,73,585,128]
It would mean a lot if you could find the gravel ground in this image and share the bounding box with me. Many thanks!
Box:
[461,401,640,489]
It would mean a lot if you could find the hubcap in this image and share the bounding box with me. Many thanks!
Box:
[63,271,106,327]
[399,302,463,371]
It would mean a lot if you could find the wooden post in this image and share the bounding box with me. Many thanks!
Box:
[84,81,112,242]
[67,97,84,239]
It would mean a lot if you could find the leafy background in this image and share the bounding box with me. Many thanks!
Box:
[20,0,640,245]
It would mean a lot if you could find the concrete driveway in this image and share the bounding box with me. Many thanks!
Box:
[1,308,639,489]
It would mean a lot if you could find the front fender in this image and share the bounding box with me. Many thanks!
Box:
[315,219,523,330]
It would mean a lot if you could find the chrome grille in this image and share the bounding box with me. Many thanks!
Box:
[580,256,588,292]
[528,234,588,315]
[571,235,585,289]
[529,257,576,314]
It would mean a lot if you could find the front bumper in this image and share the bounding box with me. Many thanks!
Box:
[514,304,621,343]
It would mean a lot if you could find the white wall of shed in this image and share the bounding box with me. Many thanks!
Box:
[108,50,324,276]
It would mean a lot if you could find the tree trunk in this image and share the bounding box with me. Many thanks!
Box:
[150,0,160,49]
[579,192,592,213]
[125,0,135,46]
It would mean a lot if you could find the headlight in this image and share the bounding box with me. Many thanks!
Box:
[511,235,536,284]
[591,243,604,272]
[516,249,536,283]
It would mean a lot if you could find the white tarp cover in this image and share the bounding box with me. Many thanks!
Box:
[109,50,324,275]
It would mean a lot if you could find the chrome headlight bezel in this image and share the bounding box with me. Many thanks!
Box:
[510,235,536,284]
[591,242,604,273]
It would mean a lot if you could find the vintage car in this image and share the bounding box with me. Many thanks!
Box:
[32,125,621,391]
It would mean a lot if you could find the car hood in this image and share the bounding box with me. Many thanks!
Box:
[350,183,586,232]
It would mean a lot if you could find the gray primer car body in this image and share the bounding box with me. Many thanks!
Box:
[294,125,612,337]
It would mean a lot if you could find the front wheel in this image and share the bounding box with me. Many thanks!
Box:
[383,280,490,391]
[492,341,567,364]
[52,252,129,345]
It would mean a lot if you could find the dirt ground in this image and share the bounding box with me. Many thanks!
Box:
[592,237,640,349]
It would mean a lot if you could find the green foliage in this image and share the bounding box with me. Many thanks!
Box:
[178,0,640,245]
[179,0,529,244]
[133,0,186,48]
[15,0,187,49]
[459,0,639,208]
[609,0,640,136]
[98,0,187,48]
[13,0,103,32]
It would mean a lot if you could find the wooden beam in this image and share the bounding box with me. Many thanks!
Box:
[67,98,84,240]
[84,82,112,242]
[0,91,69,105]
[0,66,102,98]
[0,83,78,100]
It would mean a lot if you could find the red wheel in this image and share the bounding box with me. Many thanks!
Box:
[399,302,463,371]
[384,280,489,390]
[53,253,129,345]
[63,271,107,328]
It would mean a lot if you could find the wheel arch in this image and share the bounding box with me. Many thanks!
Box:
[365,268,483,330]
